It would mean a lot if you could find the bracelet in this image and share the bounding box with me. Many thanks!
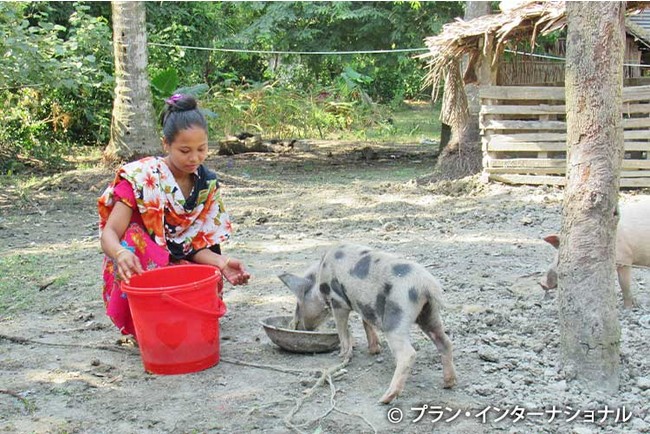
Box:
[115,248,131,260]
[223,257,231,269]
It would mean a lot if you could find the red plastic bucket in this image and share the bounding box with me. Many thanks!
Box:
[121,264,226,375]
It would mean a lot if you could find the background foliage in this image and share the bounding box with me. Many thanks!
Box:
[0,1,462,173]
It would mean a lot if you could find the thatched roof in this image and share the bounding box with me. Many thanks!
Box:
[626,18,650,49]
[419,1,650,98]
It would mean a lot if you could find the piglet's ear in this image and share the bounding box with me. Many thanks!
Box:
[278,273,312,298]
[543,234,560,249]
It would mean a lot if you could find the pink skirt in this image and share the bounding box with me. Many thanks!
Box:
[102,224,174,336]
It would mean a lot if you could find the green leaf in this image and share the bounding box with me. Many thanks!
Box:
[200,108,219,119]
[151,68,180,97]
[175,83,209,97]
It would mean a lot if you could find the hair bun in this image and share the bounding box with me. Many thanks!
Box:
[160,93,207,142]
[165,94,198,112]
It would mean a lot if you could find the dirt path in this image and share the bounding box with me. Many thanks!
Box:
[1,141,649,434]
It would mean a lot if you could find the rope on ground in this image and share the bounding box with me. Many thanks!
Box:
[220,357,317,376]
[0,333,139,355]
[283,358,349,434]
[333,402,379,433]
[294,374,338,429]
[283,357,376,434]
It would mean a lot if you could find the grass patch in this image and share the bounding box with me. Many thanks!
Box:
[0,174,44,195]
[334,164,432,183]
[0,253,55,313]
[389,101,441,141]
[0,255,44,312]
[350,100,441,144]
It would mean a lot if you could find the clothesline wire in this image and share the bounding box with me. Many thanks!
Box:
[148,42,428,55]
[504,49,650,68]
[149,42,650,69]
[7,42,650,90]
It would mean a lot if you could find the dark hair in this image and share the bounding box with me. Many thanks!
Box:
[160,94,208,144]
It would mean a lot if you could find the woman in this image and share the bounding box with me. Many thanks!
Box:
[98,94,250,336]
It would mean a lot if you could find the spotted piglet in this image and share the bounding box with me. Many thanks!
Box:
[279,243,457,404]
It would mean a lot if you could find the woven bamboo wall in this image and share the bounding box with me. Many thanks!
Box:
[480,85,650,188]
[498,37,643,86]
[498,61,565,86]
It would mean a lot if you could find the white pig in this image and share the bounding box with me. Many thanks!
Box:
[541,198,650,308]
[279,243,456,404]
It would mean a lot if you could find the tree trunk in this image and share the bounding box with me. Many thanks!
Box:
[434,1,493,180]
[460,0,494,146]
[104,1,160,163]
[559,1,624,392]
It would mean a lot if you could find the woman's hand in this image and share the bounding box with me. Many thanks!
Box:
[220,257,250,285]
[189,248,251,286]
[101,201,142,282]
[115,248,144,283]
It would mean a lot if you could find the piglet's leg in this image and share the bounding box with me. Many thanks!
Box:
[332,307,354,361]
[379,330,416,404]
[617,265,637,308]
[417,302,457,389]
[362,320,381,354]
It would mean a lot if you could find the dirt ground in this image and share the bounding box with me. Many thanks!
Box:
[1,141,649,434]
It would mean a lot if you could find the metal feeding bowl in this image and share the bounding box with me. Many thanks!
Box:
[260,315,340,353]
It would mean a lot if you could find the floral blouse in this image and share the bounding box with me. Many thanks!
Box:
[98,156,232,259]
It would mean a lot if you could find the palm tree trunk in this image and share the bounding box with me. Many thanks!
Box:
[104,1,160,163]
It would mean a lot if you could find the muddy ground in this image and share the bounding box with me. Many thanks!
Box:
[1,141,649,434]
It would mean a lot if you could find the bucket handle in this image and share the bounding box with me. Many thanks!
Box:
[161,293,227,318]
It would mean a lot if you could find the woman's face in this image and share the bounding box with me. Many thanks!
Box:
[163,126,208,177]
